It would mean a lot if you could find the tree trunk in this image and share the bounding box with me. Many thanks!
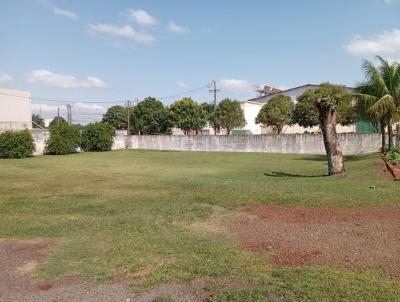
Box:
[316,98,345,176]
[380,119,386,151]
[388,118,393,149]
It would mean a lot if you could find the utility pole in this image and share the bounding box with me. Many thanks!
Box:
[126,100,131,135]
[209,80,220,108]
[66,104,73,125]
[209,80,220,135]
[57,107,60,125]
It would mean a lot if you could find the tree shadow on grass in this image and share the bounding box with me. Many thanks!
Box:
[296,153,377,162]
[264,171,328,178]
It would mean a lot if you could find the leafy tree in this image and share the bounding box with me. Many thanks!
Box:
[169,98,207,135]
[294,83,353,175]
[102,105,128,130]
[353,56,400,149]
[201,102,220,133]
[32,114,45,128]
[131,97,172,135]
[214,98,246,135]
[0,130,35,158]
[81,123,115,152]
[293,89,356,128]
[256,95,293,134]
[49,116,67,128]
[45,123,81,155]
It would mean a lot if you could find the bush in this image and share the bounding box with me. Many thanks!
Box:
[385,147,400,164]
[0,130,35,158]
[80,123,115,152]
[45,123,81,155]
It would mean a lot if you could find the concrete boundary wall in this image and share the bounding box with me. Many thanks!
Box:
[115,131,382,155]
[29,130,382,156]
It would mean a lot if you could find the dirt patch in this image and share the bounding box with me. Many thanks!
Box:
[0,239,133,302]
[232,204,400,279]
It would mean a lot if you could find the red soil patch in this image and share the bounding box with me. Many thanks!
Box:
[232,205,400,279]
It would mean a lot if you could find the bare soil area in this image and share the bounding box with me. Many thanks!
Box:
[0,240,209,302]
[0,240,134,302]
[232,204,400,279]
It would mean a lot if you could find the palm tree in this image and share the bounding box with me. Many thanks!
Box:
[353,56,400,149]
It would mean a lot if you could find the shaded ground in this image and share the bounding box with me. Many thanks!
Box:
[233,205,400,279]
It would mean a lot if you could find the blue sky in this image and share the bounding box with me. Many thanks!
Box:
[0,0,399,122]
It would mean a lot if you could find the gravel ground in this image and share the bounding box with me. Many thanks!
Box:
[232,204,400,279]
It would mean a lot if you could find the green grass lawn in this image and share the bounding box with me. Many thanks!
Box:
[1,150,399,301]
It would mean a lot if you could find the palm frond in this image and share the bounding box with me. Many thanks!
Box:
[367,94,396,116]
[361,59,389,96]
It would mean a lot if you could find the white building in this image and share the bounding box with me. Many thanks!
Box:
[0,88,32,131]
[239,84,355,134]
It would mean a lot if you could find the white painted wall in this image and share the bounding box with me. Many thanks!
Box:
[239,102,263,134]
[0,88,32,130]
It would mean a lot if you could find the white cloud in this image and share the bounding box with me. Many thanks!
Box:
[52,6,78,19]
[383,0,399,4]
[88,24,155,44]
[32,103,105,113]
[0,72,13,83]
[176,81,189,89]
[218,79,256,93]
[27,70,108,89]
[41,0,78,20]
[345,29,400,56]
[168,22,188,34]
[128,9,157,27]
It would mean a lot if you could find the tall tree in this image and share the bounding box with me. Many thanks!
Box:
[169,98,207,135]
[131,97,173,135]
[201,102,220,133]
[32,114,45,128]
[102,105,128,130]
[214,98,246,135]
[293,83,354,176]
[353,56,400,149]
[255,95,293,134]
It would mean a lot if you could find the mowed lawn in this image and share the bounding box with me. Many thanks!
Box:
[1,150,400,301]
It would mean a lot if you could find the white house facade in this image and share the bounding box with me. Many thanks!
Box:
[239,84,355,134]
[0,88,32,131]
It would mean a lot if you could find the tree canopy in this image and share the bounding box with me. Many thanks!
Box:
[169,98,207,134]
[32,114,45,128]
[214,98,245,134]
[102,105,128,130]
[131,97,172,135]
[49,116,68,129]
[293,84,356,128]
[255,95,293,134]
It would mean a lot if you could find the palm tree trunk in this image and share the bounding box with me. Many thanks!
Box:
[380,119,386,151]
[388,118,394,149]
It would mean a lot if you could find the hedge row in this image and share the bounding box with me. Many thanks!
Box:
[0,122,116,159]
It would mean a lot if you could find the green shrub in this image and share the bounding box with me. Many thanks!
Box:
[385,147,400,164]
[80,122,115,152]
[45,123,81,155]
[0,130,35,159]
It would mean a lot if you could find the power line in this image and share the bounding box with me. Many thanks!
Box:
[0,81,213,107]
[0,91,125,104]
[158,83,211,100]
